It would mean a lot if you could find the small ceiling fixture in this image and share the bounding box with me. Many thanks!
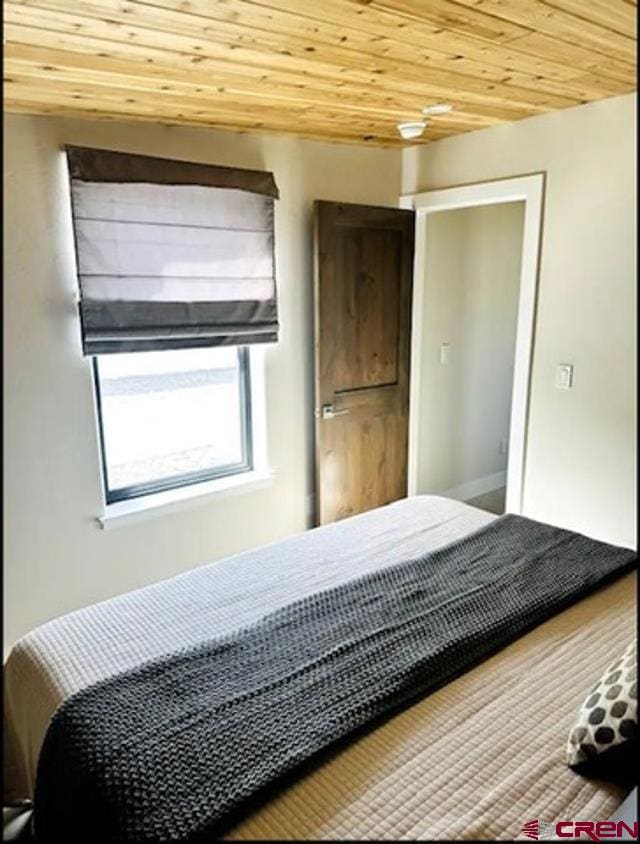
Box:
[397,121,427,140]
[423,103,453,116]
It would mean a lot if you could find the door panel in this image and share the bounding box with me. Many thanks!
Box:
[333,227,401,391]
[314,201,415,525]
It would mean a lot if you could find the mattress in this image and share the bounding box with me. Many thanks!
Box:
[3,495,636,839]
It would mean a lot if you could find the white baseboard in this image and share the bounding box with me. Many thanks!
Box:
[440,471,507,503]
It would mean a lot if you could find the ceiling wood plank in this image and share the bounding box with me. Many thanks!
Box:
[4,3,584,111]
[8,0,563,87]
[2,101,404,145]
[4,17,588,123]
[539,0,637,38]
[6,46,527,130]
[5,37,632,117]
[243,0,636,81]
[3,0,636,147]
[504,28,636,76]
[5,55,514,132]
[5,77,471,143]
[130,0,636,91]
[443,0,636,62]
[170,0,585,81]
[350,0,533,43]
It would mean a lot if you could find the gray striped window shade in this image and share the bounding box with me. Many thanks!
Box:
[66,146,279,355]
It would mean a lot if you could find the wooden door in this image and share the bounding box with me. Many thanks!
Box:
[313,201,415,525]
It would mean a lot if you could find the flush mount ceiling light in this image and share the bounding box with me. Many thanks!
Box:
[397,121,427,140]
[422,103,453,116]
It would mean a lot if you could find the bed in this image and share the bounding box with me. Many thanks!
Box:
[3,495,636,840]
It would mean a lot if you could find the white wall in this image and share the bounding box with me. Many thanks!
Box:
[404,93,637,548]
[416,202,524,499]
[3,113,401,648]
[4,91,636,647]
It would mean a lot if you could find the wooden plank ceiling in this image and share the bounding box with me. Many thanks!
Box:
[3,0,637,146]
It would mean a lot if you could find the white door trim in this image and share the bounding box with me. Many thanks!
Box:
[400,173,545,515]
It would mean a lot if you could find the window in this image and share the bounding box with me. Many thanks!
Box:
[94,346,252,504]
[64,147,278,511]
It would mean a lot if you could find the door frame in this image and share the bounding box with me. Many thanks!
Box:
[400,173,545,515]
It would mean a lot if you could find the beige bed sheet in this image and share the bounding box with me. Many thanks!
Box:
[227,571,636,840]
[3,496,636,839]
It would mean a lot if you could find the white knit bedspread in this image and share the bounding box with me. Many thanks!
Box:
[3,495,635,840]
[4,495,493,800]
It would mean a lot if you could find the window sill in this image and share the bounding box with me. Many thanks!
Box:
[97,469,274,530]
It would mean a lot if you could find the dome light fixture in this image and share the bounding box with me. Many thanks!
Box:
[423,103,453,116]
[397,121,427,140]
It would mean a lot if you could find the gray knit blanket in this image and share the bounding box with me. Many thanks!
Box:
[33,515,636,842]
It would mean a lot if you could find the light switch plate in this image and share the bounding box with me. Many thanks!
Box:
[555,363,574,389]
[440,343,450,365]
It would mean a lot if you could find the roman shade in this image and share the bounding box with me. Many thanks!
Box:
[66,146,279,355]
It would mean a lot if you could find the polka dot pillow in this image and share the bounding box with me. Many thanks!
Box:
[567,639,637,785]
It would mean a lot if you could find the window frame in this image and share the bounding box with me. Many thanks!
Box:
[92,346,254,505]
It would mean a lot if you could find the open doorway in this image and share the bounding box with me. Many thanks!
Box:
[402,175,545,515]
[414,201,524,514]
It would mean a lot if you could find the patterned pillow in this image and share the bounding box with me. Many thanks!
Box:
[567,639,637,785]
